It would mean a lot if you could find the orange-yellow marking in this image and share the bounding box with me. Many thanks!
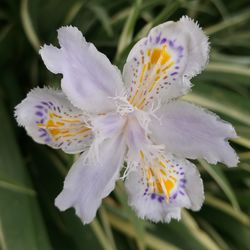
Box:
[162,61,174,72]
[62,128,91,138]
[129,45,175,109]
[139,64,147,84]
[137,98,146,109]
[140,151,178,203]
[37,112,91,141]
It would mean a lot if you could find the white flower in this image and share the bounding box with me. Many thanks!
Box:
[15,16,238,224]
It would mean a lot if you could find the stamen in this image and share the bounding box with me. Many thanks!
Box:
[112,96,134,116]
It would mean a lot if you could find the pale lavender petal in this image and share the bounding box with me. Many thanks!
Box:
[125,152,204,223]
[55,134,126,224]
[15,87,92,154]
[40,26,124,114]
[150,100,238,167]
[122,16,209,110]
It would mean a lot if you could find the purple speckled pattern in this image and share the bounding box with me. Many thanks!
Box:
[33,98,93,150]
[155,32,162,44]
[141,163,187,204]
[126,27,187,109]
[151,193,156,199]
[150,31,185,80]
[148,32,184,82]
[143,184,169,203]
[35,111,43,116]
[35,101,51,143]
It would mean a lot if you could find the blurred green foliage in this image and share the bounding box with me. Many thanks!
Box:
[1,0,250,249]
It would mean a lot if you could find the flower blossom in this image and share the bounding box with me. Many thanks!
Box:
[15,16,238,224]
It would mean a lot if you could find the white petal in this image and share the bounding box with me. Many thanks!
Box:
[92,112,126,139]
[15,87,92,154]
[40,26,124,113]
[55,134,126,224]
[38,45,62,74]
[150,100,238,167]
[123,16,209,110]
[178,16,209,77]
[125,153,204,223]
[125,112,148,161]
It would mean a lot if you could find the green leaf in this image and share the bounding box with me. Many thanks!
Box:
[116,0,142,61]
[205,9,250,35]
[99,207,117,250]
[0,101,52,250]
[198,219,230,250]
[232,126,250,149]
[206,63,250,86]
[200,205,250,249]
[135,0,182,40]
[199,160,240,211]
[181,210,221,250]
[182,83,250,126]
[28,146,104,250]
[88,4,114,37]
[63,2,84,25]
[107,213,180,250]
[205,194,250,226]
[90,219,115,250]
[114,181,146,250]
[20,0,40,51]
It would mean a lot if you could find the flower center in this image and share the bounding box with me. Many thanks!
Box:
[111,96,135,116]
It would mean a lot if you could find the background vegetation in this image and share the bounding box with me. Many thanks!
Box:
[1,0,250,249]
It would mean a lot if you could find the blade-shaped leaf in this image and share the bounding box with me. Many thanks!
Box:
[0,100,52,250]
